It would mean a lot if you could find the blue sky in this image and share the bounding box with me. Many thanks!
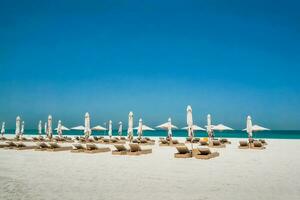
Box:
[0,0,300,129]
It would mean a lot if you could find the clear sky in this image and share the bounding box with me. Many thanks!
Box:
[0,0,299,129]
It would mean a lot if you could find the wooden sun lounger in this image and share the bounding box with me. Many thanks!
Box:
[200,139,209,146]
[0,143,9,148]
[128,143,152,156]
[112,144,129,155]
[0,136,8,141]
[220,138,231,144]
[159,139,170,146]
[170,139,184,146]
[14,142,37,150]
[71,143,86,153]
[174,145,192,158]
[259,139,268,145]
[193,148,219,160]
[209,140,226,148]
[251,141,266,150]
[47,142,73,152]
[4,141,18,149]
[35,142,51,151]
[238,141,249,149]
[84,143,110,154]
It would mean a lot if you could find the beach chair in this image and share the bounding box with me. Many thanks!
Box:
[47,142,73,152]
[71,143,86,153]
[84,143,110,153]
[170,139,184,146]
[4,141,18,149]
[200,139,209,146]
[192,138,200,143]
[193,148,219,160]
[220,138,231,144]
[185,137,192,143]
[259,139,268,145]
[35,142,51,151]
[128,143,152,155]
[159,139,170,146]
[14,142,37,150]
[101,138,110,144]
[174,145,192,158]
[20,137,31,142]
[0,143,9,148]
[112,144,129,155]
[209,140,226,148]
[251,141,266,150]
[238,141,249,149]
[0,136,8,141]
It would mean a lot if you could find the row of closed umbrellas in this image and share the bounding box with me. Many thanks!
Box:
[1,105,270,139]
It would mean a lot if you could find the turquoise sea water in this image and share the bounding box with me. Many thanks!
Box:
[3,129,300,139]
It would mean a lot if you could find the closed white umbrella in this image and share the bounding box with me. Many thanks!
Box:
[118,122,123,137]
[38,121,42,136]
[47,115,52,139]
[91,125,107,131]
[167,118,172,138]
[20,121,25,137]
[44,122,47,136]
[207,114,212,139]
[246,116,253,139]
[186,105,194,138]
[108,120,112,138]
[127,111,134,141]
[1,122,5,136]
[84,112,91,138]
[71,125,85,130]
[137,118,143,139]
[15,116,21,138]
[57,120,62,137]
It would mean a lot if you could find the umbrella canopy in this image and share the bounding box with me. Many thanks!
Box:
[55,125,70,131]
[15,116,21,137]
[47,115,53,139]
[243,124,270,131]
[252,125,270,131]
[182,125,206,131]
[1,122,5,135]
[91,125,107,131]
[71,125,85,130]
[134,124,155,131]
[127,111,134,138]
[212,124,234,131]
[84,112,91,138]
[207,114,212,138]
[38,121,42,135]
[186,105,194,138]
[20,121,25,136]
[108,120,112,138]
[156,118,178,130]
[118,122,122,136]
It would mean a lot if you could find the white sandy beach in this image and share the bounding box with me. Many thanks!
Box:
[0,137,299,200]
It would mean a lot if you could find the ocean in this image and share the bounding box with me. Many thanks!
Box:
[3,129,300,139]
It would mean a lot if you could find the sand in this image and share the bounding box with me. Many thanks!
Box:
[0,137,299,200]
